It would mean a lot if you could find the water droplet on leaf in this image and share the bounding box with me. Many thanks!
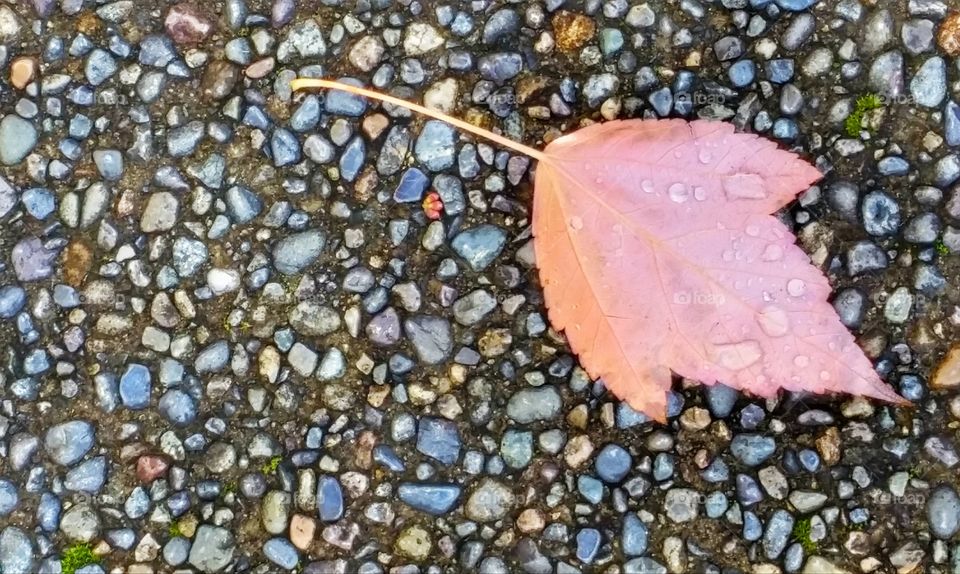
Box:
[786,278,806,297]
[668,183,690,203]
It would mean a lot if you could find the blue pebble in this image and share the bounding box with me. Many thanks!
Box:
[766,59,795,84]
[64,456,106,493]
[416,417,461,466]
[652,453,675,481]
[316,475,344,521]
[798,449,820,472]
[70,34,94,57]
[119,363,151,410]
[166,490,191,516]
[38,492,61,531]
[139,35,177,67]
[500,429,533,469]
[705,492,728,518]
[736,473,764,506]
[163,537,191,566]
[158,389,197,426]
[615,403,651,428]
[701,458,730,482]
[44,36,65,61]
[878,156,910,176]
[576,528,602,564]
[850,507,870,524]
[739,403,766,429]
[763,510,794,559]
[0,478,18,515]
[743,510,763,541]
[339,136,365,182]
[85,49,117,85]
[263,538,299,570]
[242,106,271,129]
[705,383,738,418]
[776,0,817,10]
[728,60,756,87]
[415,120,456,172]
[451,224,508,271]
[24,349,50,375]
[666,392,684,417]
[731,435,776,467]
[105,528,136,550]
[622,514,648,556]
[784,542,804,572]
[94,373,119,413]
[595,444,632,483]
[68,85,95,106]
[124,487,150,518]
[577,475,604,504]
[270,128,301,167]
[393,168,430,203]
[93,150,123,181]
[0,285,27,319]
[772,118,799,140]
[397,483,461,515]
[225,185,262,223]
[945,100,960,147]
[372,444,405,472]
[22,188,56,219]
[324,78,368,116]
[196,481,221,500]
[899,374,925,402]
[290,95,321,132]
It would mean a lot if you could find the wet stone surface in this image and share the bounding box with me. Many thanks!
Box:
[0,1,959,573]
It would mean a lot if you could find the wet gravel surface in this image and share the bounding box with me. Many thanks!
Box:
[2,0,960,573]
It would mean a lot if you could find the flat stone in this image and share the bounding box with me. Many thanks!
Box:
[465,479,515,522]
[189,525,235,573]
[0,115,37,165]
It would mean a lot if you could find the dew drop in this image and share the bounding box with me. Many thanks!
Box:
[793,355,810,368]
[668,183,690,203]
[641,180,655,193]
[786,278,806,297]
[693,186,707,201]
[745,225,760,237]
[761,244,783,261]
[722,249,735,262]
[673,150,682,159]
[710,340,763,370]
[819,370,831,381]
[757,305,790,337]
[698,149,712,164]
[595,177,604,184]
[569,216,584,230]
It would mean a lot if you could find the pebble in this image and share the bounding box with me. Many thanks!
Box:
[507,386,562,423]
[465,479,515,522]
[189,526,235,572]
[273,230,326,275]
[416,417,461,465]
[0,115,37,165]
[927,485,960,538]
[45,420,95,466]
[451,225,508,271]
[398,483,462,515]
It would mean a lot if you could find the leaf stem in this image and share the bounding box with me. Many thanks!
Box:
[290,78,547,162]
